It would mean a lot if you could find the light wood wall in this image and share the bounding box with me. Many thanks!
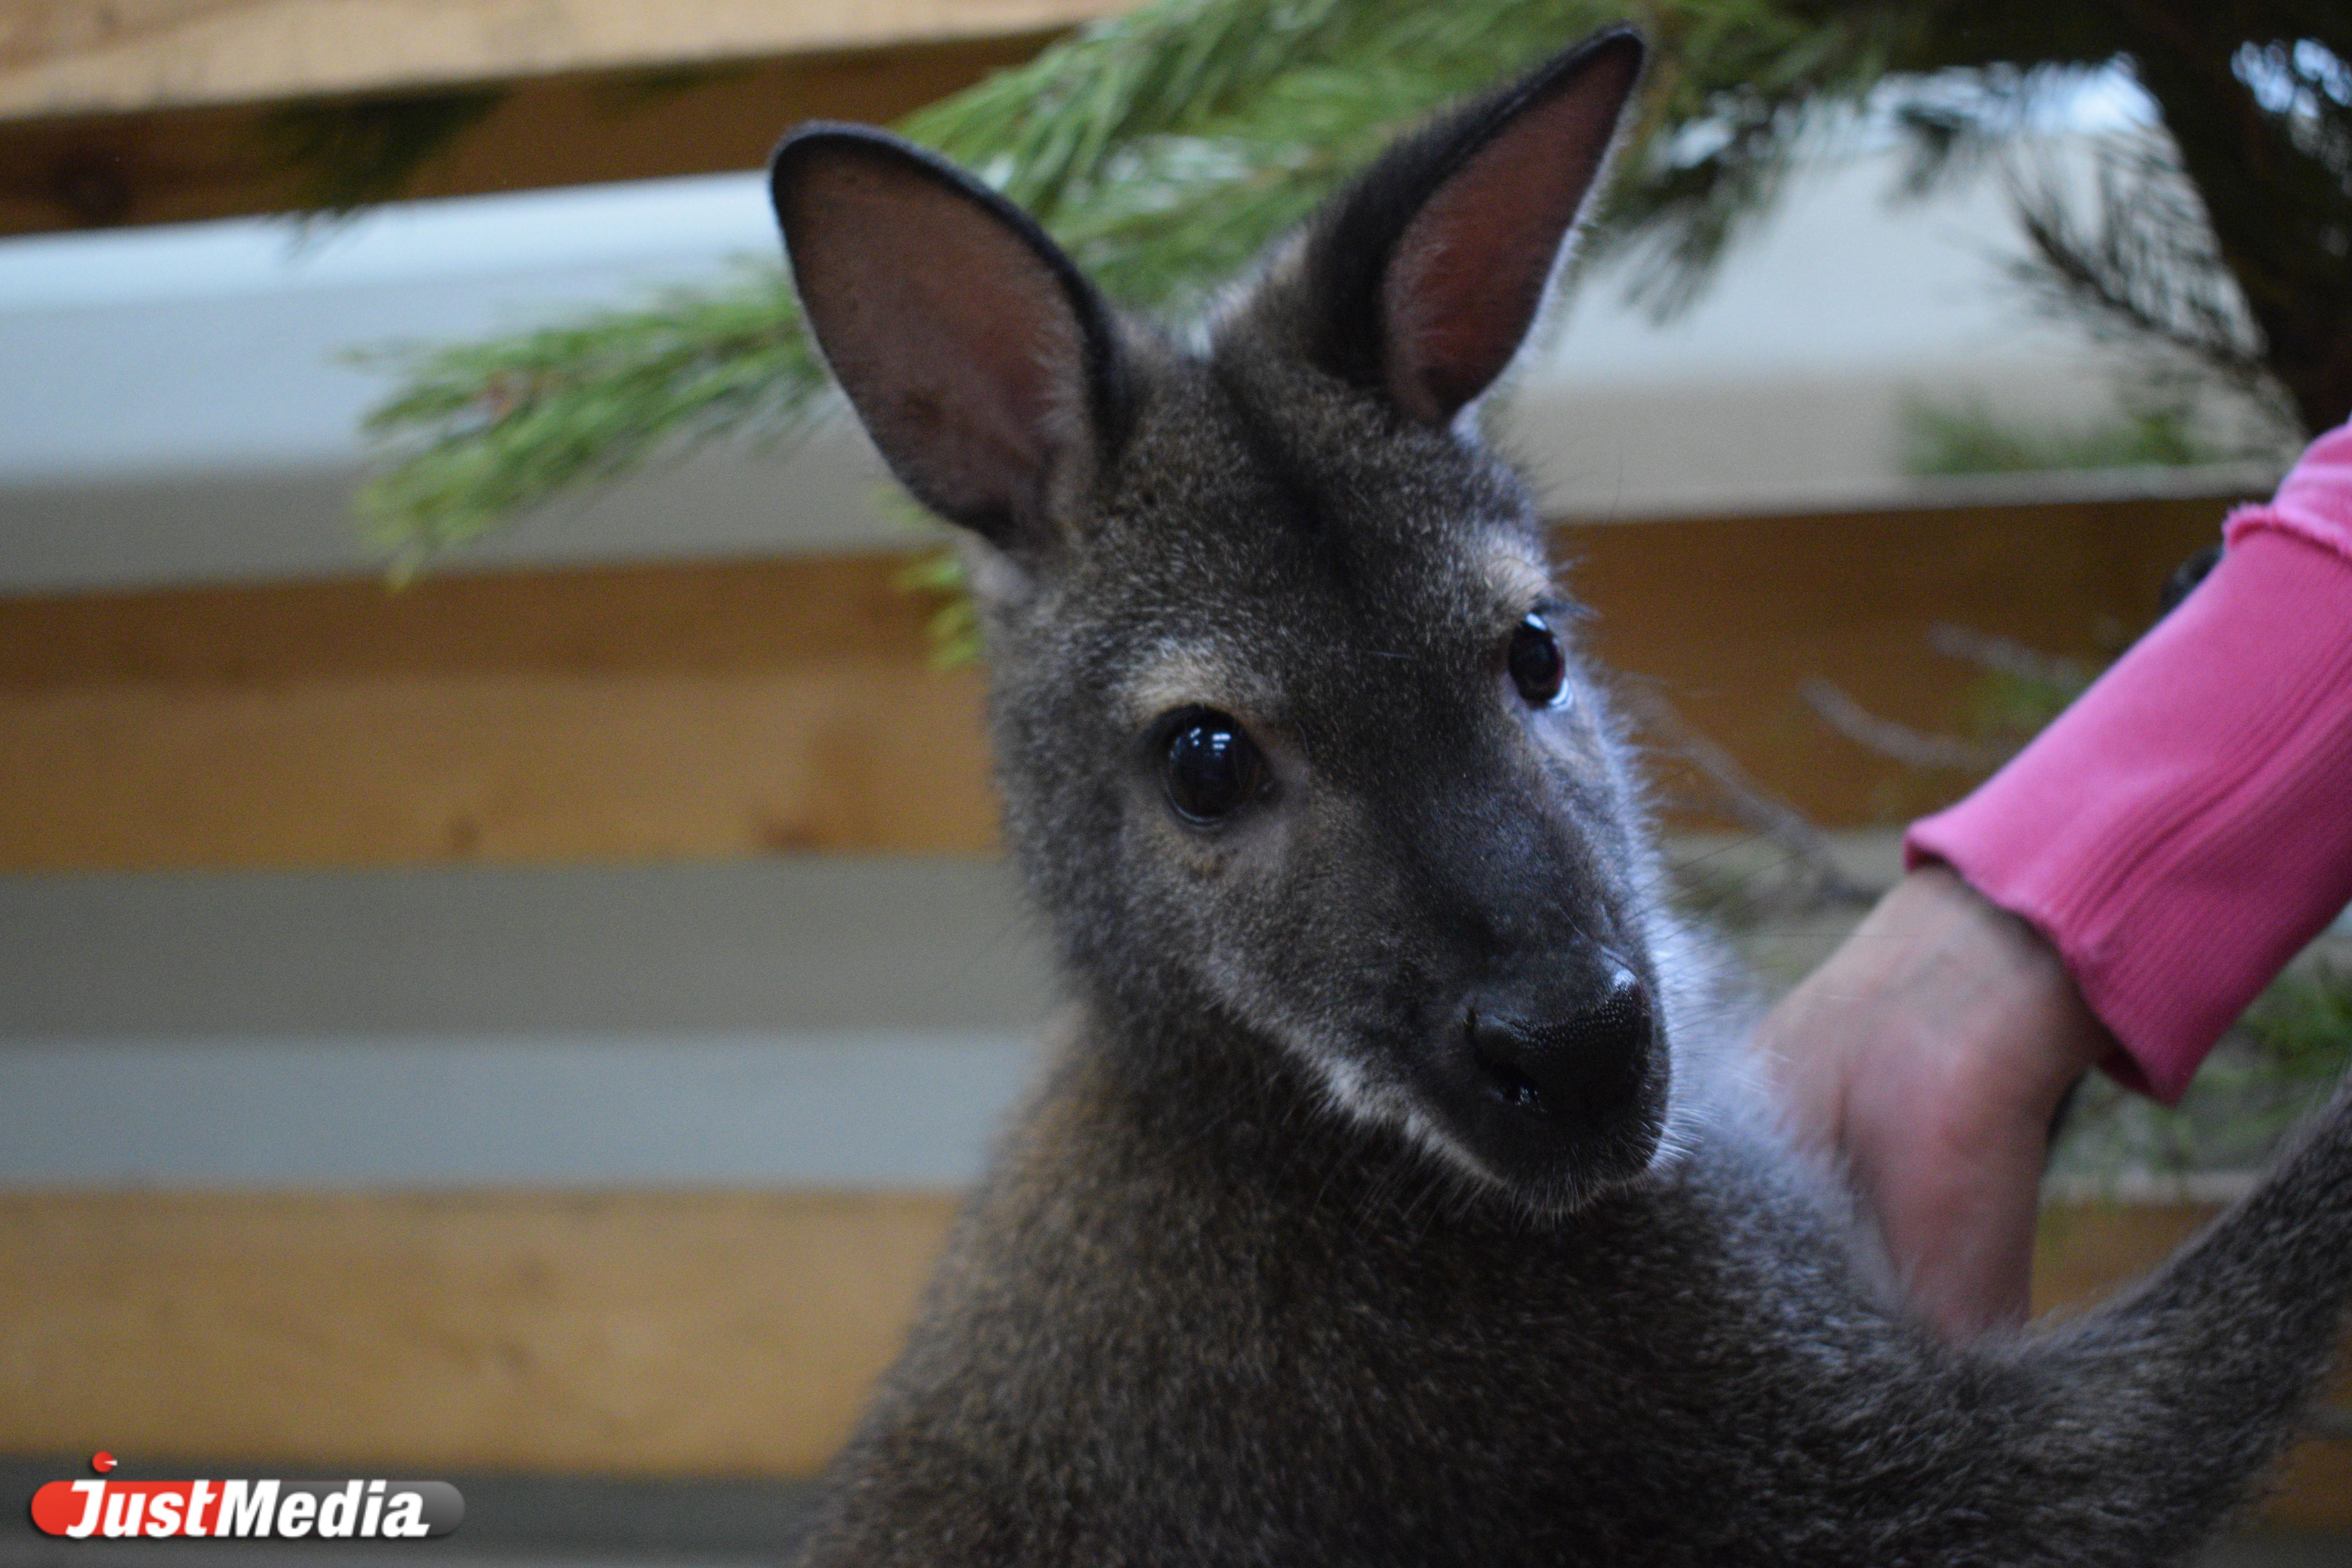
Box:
[0,495,2233,872]
[13,0,2317,1533]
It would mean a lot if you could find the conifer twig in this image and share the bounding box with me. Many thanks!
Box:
[351,0,2341,560]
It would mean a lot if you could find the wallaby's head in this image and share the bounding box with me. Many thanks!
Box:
[773,29,1677,1214]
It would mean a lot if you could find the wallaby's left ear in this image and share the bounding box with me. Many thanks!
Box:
[1287,27,1645,426]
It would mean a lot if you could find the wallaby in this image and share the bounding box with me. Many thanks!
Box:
[768,27,2352,1566]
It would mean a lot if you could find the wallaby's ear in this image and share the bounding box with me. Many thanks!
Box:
[1292,27,1645,426]
[770,125,1132,554]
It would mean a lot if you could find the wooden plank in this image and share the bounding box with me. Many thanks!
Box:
[0,555,1001,868]
[0,32,1062,234]
[0,553,951,683]
[2,664,998,865]
[0,1189,2341,1524]
[0,0,1123,121]
[0,497,2245,872]
[1568,494,2236,829]
[0,1191,958,1476]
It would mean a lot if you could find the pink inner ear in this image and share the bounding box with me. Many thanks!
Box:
[1380,51,1638,425]
[786,152,1084,524]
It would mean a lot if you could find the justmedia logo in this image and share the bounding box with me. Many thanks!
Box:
[28,1453,463,1540]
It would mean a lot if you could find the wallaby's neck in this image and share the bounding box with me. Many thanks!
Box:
[1073,979,1328,1157]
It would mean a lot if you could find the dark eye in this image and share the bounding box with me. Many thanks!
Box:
[1508,615,1566,707]
[1163,713,1264,825]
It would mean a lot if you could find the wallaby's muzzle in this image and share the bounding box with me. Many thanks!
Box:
[1425,953,1668,1201]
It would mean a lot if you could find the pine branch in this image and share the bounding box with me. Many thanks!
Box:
[352,269,824,574]
[1619,683,1882,910]
[346,0,1928,556]
[2003,129,2281,407]
[361,0,1855,559]
[260,88,508,223]
[1798,678,2017,775]
[357,0,1662,557]
[353,0,2349,559]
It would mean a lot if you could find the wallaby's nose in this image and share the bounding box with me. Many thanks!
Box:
[1465,965,1653,1125]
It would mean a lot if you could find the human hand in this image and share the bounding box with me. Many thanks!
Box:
[1759,865,2112,1338]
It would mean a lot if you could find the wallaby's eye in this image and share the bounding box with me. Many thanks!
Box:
[1162,713,1265,826]
[1508,615,1566,707]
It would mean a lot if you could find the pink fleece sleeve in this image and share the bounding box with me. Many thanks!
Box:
[1905,422,2352,1102]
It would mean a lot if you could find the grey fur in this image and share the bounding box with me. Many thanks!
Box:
[769,31,2352,1566]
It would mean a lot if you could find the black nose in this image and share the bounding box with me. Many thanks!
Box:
[1466,968,1653,1123]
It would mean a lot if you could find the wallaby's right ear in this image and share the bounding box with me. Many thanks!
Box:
[1270,27,1645,427]
[771,125,1132,557]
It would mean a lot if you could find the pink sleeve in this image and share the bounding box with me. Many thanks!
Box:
[1905,421,2352,1102]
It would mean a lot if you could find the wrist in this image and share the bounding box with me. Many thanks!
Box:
[1861,865,2109,1137]
[1818,868,2110,1334]
[1762,864,2115,1337]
